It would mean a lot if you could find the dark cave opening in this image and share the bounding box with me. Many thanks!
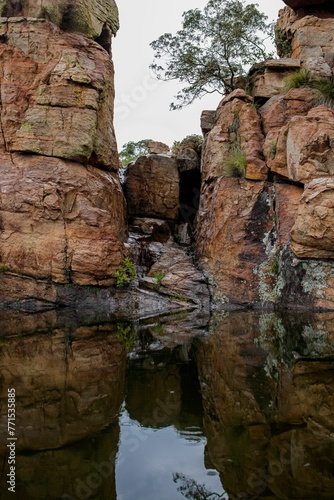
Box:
[178,169,201,225]
[95,25,112,54]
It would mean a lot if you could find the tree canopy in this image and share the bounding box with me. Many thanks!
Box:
[150,0,274,109]
[119,139,151,166]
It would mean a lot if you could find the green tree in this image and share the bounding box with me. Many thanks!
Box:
[119,139,151,166]
[150,0,273,109]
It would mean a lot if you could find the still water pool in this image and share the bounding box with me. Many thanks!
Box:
[0,309,334,499]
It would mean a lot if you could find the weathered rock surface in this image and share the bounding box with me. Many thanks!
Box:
[249,58,300,99]
[291,178,334,258]
[201,90,267,182]
[287,106,334,183]
[0,0,119,40]
[261,88,313,178]
[0,12,128,296]
[146,140,170,155]
[276,6,334,77]
[200,109,216,136]
[0,18,118,170]
[124,155,180,220]
[196,179,275,307]
[176,146,200,172]
[0,153,127,285]
[145,241,210,309]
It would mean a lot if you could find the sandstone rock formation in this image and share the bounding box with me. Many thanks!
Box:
[197,178,275,307]
[0,8,128,291]
[276,5,334,78]
[249,58,300,100]
[125,155,179,220]
[0,0,119,44]
[195,0,334,310]
[0,18,118,169]
[0,153,127,285]
[201,89,267,183]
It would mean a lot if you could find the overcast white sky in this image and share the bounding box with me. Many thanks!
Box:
[113,0,284,149]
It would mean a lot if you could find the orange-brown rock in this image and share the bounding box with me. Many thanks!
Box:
[276,6,334,77]
[200,109,215,136]
[249,58,300,99]
[261,88,313,178]
[196,178,275,306]
[0,153,127,285]
[261,88,314,136]
[201,89,267,182]
[0,0,119,39]
[124,155,179,220]
[287,106,334,183]
[0,18,118,170]
[275,183,303,247]
[146,140,170,155]
[145,241,210,309]
[291,177,334,258]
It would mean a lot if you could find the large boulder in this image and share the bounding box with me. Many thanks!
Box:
[124,155,180,220]
[291,177,334,258]
[0,153,127,285]
[202,89,267,182]
[286,106,334,183]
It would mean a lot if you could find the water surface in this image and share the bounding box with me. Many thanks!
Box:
[0,310,333,499]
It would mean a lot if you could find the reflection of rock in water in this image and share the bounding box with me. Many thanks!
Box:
[0,324,126,499]
[196,312,334,499]
[125,331,203,432]
[3,423,119,500]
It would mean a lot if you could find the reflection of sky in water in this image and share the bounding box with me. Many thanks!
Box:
[116,408,224,500]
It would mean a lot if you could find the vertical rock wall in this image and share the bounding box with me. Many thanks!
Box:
[0,2,128,287]
[196,1,334,311]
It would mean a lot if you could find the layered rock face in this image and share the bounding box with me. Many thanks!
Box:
[0,0,119,44]
[0,4,128,288]
[196,1,334,310]
[276,4,334,77]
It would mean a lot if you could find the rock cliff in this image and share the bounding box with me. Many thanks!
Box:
[0,3,129,295]
[195,0,334,311]
[1,0,334,313]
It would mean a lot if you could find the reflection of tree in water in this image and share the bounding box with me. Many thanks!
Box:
[173,473,227,499]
